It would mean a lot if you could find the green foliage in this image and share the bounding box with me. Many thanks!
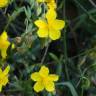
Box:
[0,0,96,96]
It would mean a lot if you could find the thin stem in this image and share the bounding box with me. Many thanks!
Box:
[89,0,96,8]
[4,16,12,31]
[64,30,69,80]
[63,0,69,80]
[4,7,24,30]
[41,44,49,64]
[70,46,96,60]
[81,87,84,96]
[71,8,96,23]
[73,0,96,23]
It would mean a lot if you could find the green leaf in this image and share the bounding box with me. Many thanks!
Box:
[56,82,78,96]
[49,53,59,63]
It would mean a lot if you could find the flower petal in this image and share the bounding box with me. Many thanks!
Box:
[46,9,57,22]
[0,31,8,41]
[33,81,44,92]
[37,28,48,38]
[2,77,8,85]
[1,49,7,59]
[48,74,59,81]
[35,20,47,29]
[0,0,9,8]
[47,0,57,9]
[49,29,61,40]
[3,65,10,76]
[39,66,49,77]
[52,20,65,30]
[0,41,10,59]
[0,68,2,74]
[31,72,41,81]
[0,85,2,92]
[45,81,55,92]
[37,0,46,2]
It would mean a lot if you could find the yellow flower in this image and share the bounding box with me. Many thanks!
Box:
[0,0,9,8]
[35,9,65,40]
[37,0,46,2]
[31,66,59,92]
[47,0,56,9]
[37,0,54,3]
[37,0,56,9]
[0,65,10,92]
[0,31,10,59]
[47,2,56,9]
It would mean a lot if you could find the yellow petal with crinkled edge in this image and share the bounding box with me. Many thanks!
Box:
[45,81,55,92]
[46,9,57,22]
[34,81,44,92]
[0,31,8,41]
[39,66,49,77]
[48,74,59,81]
[0,31,11,59]
[0,41,10,59]
[2,77,8,86]
[52,19,65,30]
[31,72,41,81]
[1,49,7,59]
[47,0,57,9]
[35,20,47,29]
[0,0,9,8]
[49,29,61,40]
[37,28,48,38]
[0,65,10,92]
[3,65,10,76]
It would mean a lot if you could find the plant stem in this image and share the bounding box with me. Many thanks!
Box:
[64,30,69,80]
[73,0,96,23]
[41,44,49,64]
[63,0,69,80]
[89,0,96,8]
